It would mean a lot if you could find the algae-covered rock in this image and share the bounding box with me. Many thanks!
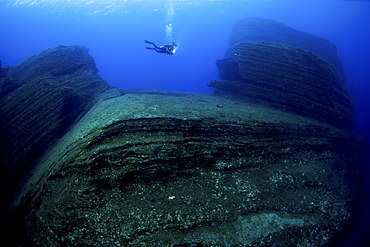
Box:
[9,92,366,246]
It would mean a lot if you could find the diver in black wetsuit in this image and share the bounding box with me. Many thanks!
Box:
[145,40,177,55]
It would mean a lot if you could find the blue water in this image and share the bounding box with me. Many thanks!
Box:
[1,0,369,244]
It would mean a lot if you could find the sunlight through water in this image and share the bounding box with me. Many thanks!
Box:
[2,0,230,13]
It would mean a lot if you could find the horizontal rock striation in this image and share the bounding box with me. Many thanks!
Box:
[209,42,354,129]
[9,93,366,246]
[0,45,110,215]
[225,17,345,78]
[1,45,366,246]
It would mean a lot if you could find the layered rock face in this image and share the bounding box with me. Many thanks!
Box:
[209,18,353,129]
[224,17,345,76]
[209,42,353,129]
[9,92,366,246]
[0,45,110,214]
[0,42,366,246]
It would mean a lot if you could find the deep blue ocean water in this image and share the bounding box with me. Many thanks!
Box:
[1,0,369,245]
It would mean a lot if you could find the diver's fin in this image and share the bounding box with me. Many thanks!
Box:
[144,40,154,44]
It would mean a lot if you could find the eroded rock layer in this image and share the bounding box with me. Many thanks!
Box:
[0,45,110,214]
[0,45,366,247]
[9,93,366,246]
[225,17,345,77]
[209,42,353,129]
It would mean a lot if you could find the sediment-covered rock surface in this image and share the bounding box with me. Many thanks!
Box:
[6,91,366,246]
[0,41,366,246]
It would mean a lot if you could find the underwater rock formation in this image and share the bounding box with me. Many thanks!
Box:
[8,92,367,247]
[225,17,345,77]
[0,43,366,246]
[209,42,353,129]
[0,45,110,215]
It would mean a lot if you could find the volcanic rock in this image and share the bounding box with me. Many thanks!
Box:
[0,45,110,215]
[0,45,366,247]
[7,91,367,246]
[225,17,345,77]
[209,42,353,129]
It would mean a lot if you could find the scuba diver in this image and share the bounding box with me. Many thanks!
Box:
[145,40,177,55]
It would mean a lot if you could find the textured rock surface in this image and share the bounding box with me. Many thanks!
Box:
[225,17,345,78]
[8,92,366,246]
[0,45,110,214]
[1,45,366,246]
[209,42,353,129]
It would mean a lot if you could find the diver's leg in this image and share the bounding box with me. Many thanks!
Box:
[144,40,160,48]
[145,40,161,49]
[144,40,154,44]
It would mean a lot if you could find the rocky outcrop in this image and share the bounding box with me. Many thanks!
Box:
[0,44,366,246]
[225,17,345,78]
[211,17,353,129]
[209,42,353,129]
[0,45,110,215]
[7,92,367,246]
